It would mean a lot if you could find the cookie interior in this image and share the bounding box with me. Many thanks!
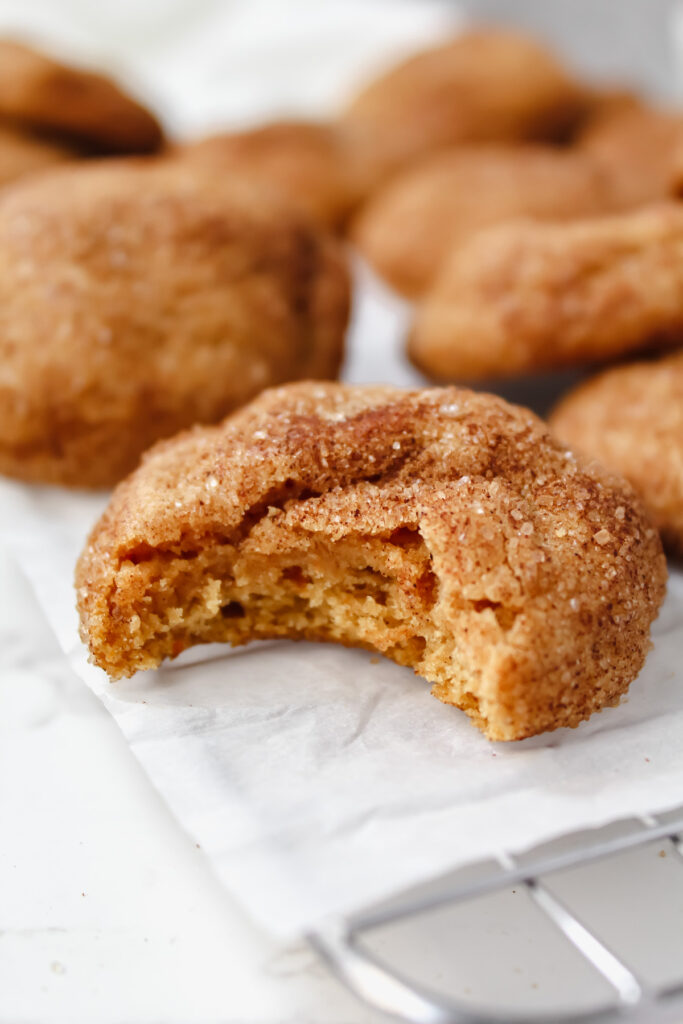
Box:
[104,518,508,735]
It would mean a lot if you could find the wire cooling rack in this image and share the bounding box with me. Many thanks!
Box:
[309,808,683,1024]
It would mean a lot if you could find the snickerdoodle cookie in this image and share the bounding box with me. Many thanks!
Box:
[0,163,350,489]
[0,39,163,153]
[177,121,372,230]
[340,29,589,182]
[76,382,666,742]
[352,145,612,297]
[578,102,683,208]
[550,353,683,556]
[0,122,73,187]
[410,203,683,381]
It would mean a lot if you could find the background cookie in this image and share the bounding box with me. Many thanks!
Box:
[0,162,350,489]
[76,382,666,742]
[550,353,683,555]
[0,122,74,187]
[410,202,683,381]
[352,144,612,296]
[0,39,163,153]
[340,29,590,182]
[177,121,373,231]
[665,134,683,197]
[578,101,683,208]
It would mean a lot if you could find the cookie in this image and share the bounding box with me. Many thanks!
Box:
[0,162,350,489]
[579,102,683,208]
[579,86,643,125]
[0,39,163,153]
[352,144,611,297]
[76,382,666,742]
[177,121,372,230]
[340,29,589,182]
[550,353,683,555]
[410,202,683,381]
[0,122,74,187]
[665,134,683,198]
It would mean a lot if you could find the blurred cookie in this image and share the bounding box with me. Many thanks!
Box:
[76,381,666,741]
[0,39,163,153]
[578,85,644,128]
[410,203,683,381]
[579,102,683,208]
[550,353,683,555]
[580,86,643,120]
[0,122,74,187]
[665,134,683,198]
[352,144,611,296]
[341,29,589,181]
[0,162,350,488]
[177,121,373,230]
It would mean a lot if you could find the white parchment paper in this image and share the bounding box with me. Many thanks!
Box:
[1,0,682,939]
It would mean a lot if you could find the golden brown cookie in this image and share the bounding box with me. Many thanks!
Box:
[550,353,683,555]
[0,122,74,187]
[352,144,612,297]
[340,29,589,182]
[665,134,683,198]
[177,121,373,231]
[410,202,683,381]
[578,102,683,208]
[0,162,350,489]
[0,39,163,153]
[76,381,666,742]
[579,86,644,125]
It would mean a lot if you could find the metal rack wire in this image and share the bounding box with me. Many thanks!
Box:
[309,809,683,1024]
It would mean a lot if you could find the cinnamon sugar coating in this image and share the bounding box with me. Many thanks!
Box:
[410,202,683,381]
[340,29,589,182]
[0,162,350,488]
[352,145,612,297]
[76,382,666,742]
[0,39,163,153]
[550,353,683,555]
